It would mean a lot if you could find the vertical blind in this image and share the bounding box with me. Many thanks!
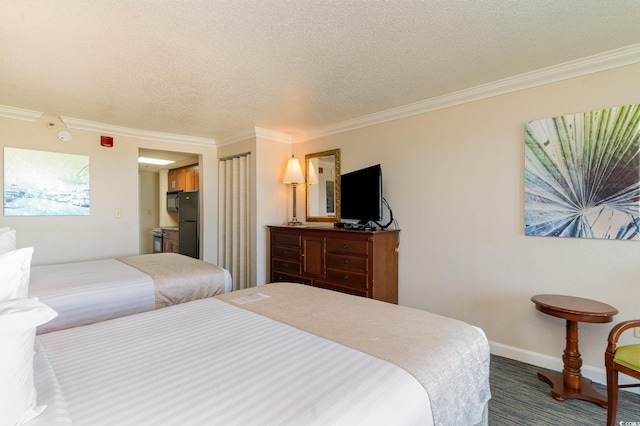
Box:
[218,153,252,290]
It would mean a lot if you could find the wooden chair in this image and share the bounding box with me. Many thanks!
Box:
[605,319,640,426]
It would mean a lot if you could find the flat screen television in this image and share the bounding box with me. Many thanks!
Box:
[340,164,383,225]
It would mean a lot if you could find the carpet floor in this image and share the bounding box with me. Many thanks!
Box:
[489,355,640,425]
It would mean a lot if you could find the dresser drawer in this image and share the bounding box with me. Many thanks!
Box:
[326,253,367,274]
[314,280,367,297]
[272,271,312,286]
[326,238,368,255]
[325,268,367,290]
[272,233,301,248]
[272,246,301,261]
[272,259,301,274]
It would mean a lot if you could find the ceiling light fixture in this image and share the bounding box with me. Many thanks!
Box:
[138,157,175,166]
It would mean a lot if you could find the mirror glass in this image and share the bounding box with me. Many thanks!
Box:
[305,149,340,222]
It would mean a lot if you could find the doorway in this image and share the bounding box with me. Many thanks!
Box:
[138,148,199,254]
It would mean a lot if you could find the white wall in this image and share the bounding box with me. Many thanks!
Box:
[198,150,219,264]
[138,170,159,254]
[293,63,640,374]
[1,114,218,265]
[255,136,294,285]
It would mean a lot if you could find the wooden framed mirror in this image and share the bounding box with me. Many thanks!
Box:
[305,149,340,222]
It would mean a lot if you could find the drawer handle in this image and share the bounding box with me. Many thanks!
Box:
[283,251,288,255]
[343,244,350,249]
[342,259,349,265]
[283,237,288,242]
[283,263,289,268]
[342,275,349,280]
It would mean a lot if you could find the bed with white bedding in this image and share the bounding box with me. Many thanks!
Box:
[29,252,232,334]
[27,283,490,426]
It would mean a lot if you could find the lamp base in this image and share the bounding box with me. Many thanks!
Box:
[288,220,303,226]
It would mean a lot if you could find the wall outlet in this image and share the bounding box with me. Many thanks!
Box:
[634,327,640,338]
[114,208,122,218]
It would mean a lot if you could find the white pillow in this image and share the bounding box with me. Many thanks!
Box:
[0,227,16,255]
[0,247,34,302]
[0,297,58,425]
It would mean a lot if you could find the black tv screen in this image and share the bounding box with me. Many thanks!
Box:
[340,164,382,224]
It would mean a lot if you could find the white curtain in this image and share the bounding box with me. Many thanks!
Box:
[218,153,252,290]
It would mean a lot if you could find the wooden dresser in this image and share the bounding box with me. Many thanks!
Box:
[268,225,399,303]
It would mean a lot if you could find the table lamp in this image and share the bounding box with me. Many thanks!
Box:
[283,155,305,225]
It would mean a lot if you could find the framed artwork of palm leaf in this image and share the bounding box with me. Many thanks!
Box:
[525,104,640,240]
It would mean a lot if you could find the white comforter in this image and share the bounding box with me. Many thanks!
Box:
[29,255,233,334]
[218,283,491,426]
[30,298,434,425]
[29,259,156,334]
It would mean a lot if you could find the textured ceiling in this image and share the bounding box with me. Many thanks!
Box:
[2,1,640,144]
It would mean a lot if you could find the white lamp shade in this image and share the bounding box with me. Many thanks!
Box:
[283,157,305,184]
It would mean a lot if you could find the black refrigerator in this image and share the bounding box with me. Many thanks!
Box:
[178,191,199,258]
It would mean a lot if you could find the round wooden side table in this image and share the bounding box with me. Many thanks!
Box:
[531,294,618,407]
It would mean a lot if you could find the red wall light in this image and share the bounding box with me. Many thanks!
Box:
[100,136,114,147]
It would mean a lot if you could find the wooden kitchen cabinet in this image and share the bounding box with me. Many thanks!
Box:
[185,166,199,191]
[162,229,179,253]
[269,225,399,303]
[167,168,183,192]
[168,164,199,192]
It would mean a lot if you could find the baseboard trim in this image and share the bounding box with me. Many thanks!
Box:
[489,341,639,393]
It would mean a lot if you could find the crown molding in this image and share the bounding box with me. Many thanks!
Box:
[0,105,42,122]
[215,129,258,146]
[61,117,216,146]
[217,126,293,146]
[293,43,640,143]
[254,127,292,143]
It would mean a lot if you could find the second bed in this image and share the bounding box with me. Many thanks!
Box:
[29,252,232,333]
